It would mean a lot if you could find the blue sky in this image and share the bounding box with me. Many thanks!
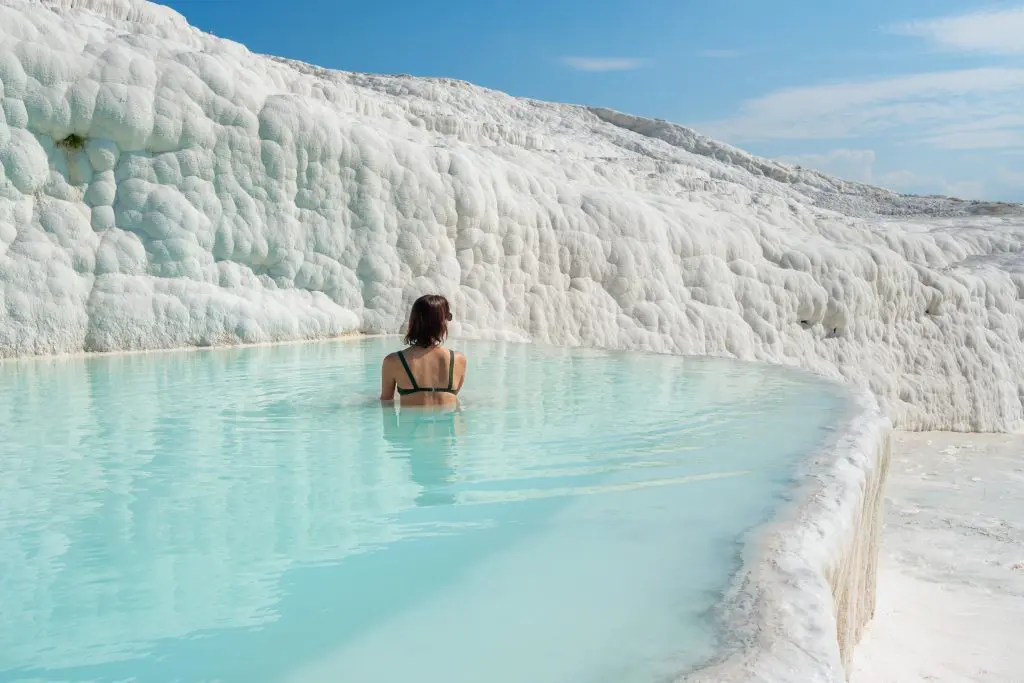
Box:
[159,0,1024,202]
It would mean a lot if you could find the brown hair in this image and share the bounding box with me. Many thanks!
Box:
[404,294,452,347]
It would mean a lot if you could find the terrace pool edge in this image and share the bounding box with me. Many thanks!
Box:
[683,384,890,683]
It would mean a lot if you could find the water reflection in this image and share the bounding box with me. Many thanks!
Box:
[381,407,465,508]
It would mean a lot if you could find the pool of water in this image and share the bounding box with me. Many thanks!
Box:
[0,338,851,683]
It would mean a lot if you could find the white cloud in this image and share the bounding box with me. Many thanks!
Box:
[890,6,1024,54]
[560,57,647,72]
[773,150,1006,202]
[996,167,1024,185]
[878,170,989,200]
[694,14,1024,202]
[701,67,1024,147]
[919,128,1024,150]
[698,49,740,58]
[878,170,917,189]
[942,179,989,199]
[779,148,877,183]
[915,114,1024,149]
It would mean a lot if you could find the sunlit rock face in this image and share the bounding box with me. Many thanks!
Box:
[2,0,1023,431]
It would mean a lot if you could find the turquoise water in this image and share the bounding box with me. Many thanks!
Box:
[0,339,850,683]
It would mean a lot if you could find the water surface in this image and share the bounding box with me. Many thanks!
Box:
[0,339,851,683]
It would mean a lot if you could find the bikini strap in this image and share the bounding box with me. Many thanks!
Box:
[447,349,455,391]
[396,350,418,390]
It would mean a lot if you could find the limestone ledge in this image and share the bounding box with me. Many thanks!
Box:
[684,388,890,683]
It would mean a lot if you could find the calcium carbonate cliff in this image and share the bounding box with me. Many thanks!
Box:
[2,0,1022,431]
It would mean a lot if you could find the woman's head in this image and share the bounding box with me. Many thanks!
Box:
[404,294,452,347]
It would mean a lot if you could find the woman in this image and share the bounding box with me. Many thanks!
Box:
[380,294,466,406]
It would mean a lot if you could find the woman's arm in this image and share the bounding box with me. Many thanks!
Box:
[380,356,397,401]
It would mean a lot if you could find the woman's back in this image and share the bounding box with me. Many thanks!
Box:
[388,345,466,407]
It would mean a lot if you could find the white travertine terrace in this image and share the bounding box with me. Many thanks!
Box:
[1,0,1022,432]
[0,0,1019,680]
[683,390,891,683]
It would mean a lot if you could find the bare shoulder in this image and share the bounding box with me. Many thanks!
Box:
[382,352,399,365]
[444,348,467,367]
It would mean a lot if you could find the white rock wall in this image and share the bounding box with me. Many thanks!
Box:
[1,0,1023,433]
[684,394,891,683]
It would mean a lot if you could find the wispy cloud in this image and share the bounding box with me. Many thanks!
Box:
[700,67,1024,150]
[877,169,917,189]
[698,49,740,58]
[918,126,1024,151]
[996,167,1024,185]
[778,148,877,183]
[774,153,997,200]
[691,10,1024,202]
[890,6,1024,55]
[560,56,648,72]
[878,169,988,200]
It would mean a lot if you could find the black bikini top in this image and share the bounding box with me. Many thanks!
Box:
[396,349,458,395]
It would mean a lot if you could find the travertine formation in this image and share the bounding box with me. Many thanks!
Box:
[683,392,891,683]
[1,0,1022,432]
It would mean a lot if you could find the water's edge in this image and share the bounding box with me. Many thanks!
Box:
[682,387,890,683]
